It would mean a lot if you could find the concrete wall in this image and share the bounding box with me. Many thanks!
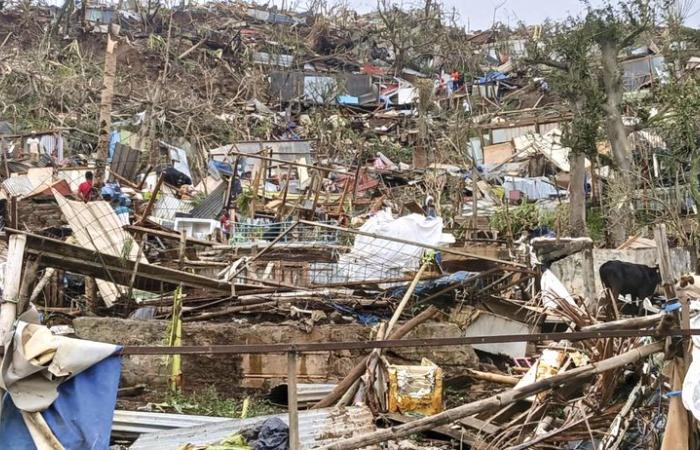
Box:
[74,318,478,393]
[551,247,692,296]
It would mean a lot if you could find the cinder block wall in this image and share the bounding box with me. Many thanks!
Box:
[74,318,478,393]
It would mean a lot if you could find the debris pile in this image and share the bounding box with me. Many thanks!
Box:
[0,0,699,449]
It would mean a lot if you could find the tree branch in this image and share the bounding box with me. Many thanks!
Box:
[524,57,570,71]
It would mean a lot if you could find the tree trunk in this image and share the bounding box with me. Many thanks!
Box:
[600,40,631,174]
[600,39,632,246]
[95,32,118,185]
[569,151,587,237]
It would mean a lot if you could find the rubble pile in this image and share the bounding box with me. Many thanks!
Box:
[0,0,699,449]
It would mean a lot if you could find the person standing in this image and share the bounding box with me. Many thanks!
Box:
[78,171,95,202]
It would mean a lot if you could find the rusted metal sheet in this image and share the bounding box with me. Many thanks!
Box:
[110,143,142,183]
[128,406,377,450]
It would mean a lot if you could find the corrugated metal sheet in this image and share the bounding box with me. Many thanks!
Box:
[113,410,228,438]
[537,122,561,136]
[2,176,33,197]
[269,72,373,103]
[268,383,337,405]
[491,125,536,144]
[110,144,142,183]
[209,140,312,177]
[38,133,64,160]
[129,406,376,450]
[152,193,195,222]
[253,51,294,67]
[189,181,226,219]
[246,8,305,25]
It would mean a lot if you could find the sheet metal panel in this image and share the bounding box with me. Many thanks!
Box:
[491,125,536,144]
[189,181,226,219]
[110,143,142,183]
[152,193,194,222]
[129,406,376,450]
[269,71,373,103]
[2,176,33,197]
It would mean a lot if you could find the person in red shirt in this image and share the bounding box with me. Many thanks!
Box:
[78,171,94,202]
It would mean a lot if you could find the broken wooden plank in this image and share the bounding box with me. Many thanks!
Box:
[5,228,252,294]
[314,342,664,450]
[385,413,493,448]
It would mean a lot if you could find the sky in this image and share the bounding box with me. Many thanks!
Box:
[277,0,700,31]
[345,0,604,30]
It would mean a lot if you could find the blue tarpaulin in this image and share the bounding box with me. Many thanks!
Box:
[0,352,122,450]
[477,71,509,85]
[389,271,477,298]
[209,159,234,177]
[331,304,381,325]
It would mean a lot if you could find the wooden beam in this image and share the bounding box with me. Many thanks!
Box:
[315,342,664,450]
[288,351,300,450]
[136,173,165,225]
[0,235,26,343]
[5,228,247,294]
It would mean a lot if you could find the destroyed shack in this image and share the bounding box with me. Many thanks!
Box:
[0,1,699,449]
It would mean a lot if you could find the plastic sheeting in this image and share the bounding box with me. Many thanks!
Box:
[0,353,121,450]
[1,312,120,412]
[682,310,700,420]
[337,210,443,282]
[0,309,121,449]
[503,176,564,200]
[389,271,477,298]
[540,269,577,309]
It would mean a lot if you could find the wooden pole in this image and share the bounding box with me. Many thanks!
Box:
[0,234,26,344]
[581,244,597,314]
[580,312,666,332]
[136,173,165,225]
[315,341,664,450]
[385,262,429,335]
[466,368,518,385]
[29,268,55,304]
[288,351,300,450]
[276,164,293,220]
[312,306,441,409]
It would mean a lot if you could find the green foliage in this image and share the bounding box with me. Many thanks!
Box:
[162,386,281,418]
[657,77,700,159]
[370,138,412,164]
[235,189,254,214]
[586,207,606,245]
[489,203,556,236]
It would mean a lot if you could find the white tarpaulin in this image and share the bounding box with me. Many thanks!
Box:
[540,269,577,309]
[682,305,700,419]
[0,310,119,412]
[338,210,443,282]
